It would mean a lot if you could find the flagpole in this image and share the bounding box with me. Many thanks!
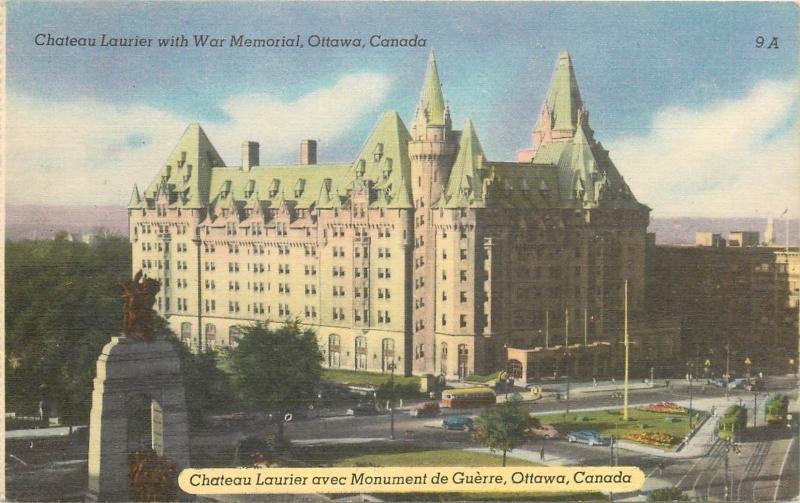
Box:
[623,279,630,422]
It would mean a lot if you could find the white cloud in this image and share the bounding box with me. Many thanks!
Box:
[6,73,391,206]
[608,79,800,218]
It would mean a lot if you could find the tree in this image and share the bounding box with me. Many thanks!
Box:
[226,320,323,443]
[472,398,538,466]
[648,487,689,501]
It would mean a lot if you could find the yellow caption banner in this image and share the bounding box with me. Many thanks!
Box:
[179,466,645,494]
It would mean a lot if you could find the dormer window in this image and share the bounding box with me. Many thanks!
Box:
[244,179,255,198]
[178,151,186,168]
[269,178,280,198]
[539,179,550,195]
[356,159,366,178]
[373,143,384,162]
[382,158,393,179]
[294,178,306,198]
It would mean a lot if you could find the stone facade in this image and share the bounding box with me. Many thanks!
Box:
[87,335,190,501]
[129,50,650,379]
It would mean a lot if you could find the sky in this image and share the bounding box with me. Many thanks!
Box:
[6,1,799,217]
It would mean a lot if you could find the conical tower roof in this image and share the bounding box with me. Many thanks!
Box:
[541,51,583,132]
[128,184,143,208]
[443,119,484,207]
[415,50,447,126]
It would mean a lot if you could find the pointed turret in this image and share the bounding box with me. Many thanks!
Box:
[443,119,485,207]
[128,184,143,208]
[147,123,226,208]
[542,51,583,132]
[415,49,447,127]
[519,51,589,161]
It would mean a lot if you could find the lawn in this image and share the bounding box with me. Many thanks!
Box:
[322,368,420,388]
[535,408,707,449]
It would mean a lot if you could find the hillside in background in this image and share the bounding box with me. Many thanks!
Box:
[4,205,799,246]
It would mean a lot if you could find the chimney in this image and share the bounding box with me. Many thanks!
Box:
[242,141,259,172]
[301,140,317,165]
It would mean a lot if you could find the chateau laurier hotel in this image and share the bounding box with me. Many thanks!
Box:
[130,51,659,380]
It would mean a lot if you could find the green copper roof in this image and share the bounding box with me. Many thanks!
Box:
[128,184,143,209]
[142,123,226,209]
[141,112,414,215]
[532,122,642,209]
[441,119,485,208]
[541,51,583,132]
[416,50,447,126]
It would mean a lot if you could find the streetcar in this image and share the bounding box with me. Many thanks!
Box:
[718,404,747,441]
[441,387,496,408]
[765,393,789,426]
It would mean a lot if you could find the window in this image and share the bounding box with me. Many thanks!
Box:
[381,339,395,372]
[328,334,341,368]
[229,326,242,346]
[205,324,217,344]
[460,315,467,328]
[441,314,447,326]
[355,336,367,370]
[181,322,192,341]
[460,249,468,260]
[460,291,467,303]
[460,270,467,282]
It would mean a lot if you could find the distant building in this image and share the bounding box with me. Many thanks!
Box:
[129,50,654,379]
[728,231,759,247]
[696,232,724,248]
[764,217,775,246]
[646,242,800,374]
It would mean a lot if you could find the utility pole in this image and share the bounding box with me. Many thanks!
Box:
[565,307,569,347]
[565,353,572,416]
[584,308,588,346]
[545,310,550,349]
[688,362,695,430]
[388,362,396,440]
[725,343,731,400]
[623,280,630,421]
[753,392,758,428]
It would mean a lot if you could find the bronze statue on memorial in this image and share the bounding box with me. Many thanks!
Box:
[121,270,161,341]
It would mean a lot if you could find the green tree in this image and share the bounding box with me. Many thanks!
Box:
[226,320,323,443]
[5,236,131,425]
[472,398,538,466]
[648,487,689,501]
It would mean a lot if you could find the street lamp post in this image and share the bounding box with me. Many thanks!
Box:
[611,391,622,466]
[687,361,695,430]
[725,343,731,400]
[722,440,741,501]
[388,362,396,440]
[565,352,572,416]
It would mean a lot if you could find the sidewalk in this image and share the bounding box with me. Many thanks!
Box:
[464,446,580,466]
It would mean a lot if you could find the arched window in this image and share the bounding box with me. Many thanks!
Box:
[355,336,367,370]
[328,334,341,368]
[440,343,448,376]
[458,344,469,379]
[180,322,192,341]
[229,326,242,347]
[381,338,395,372]
[205,324,217,348]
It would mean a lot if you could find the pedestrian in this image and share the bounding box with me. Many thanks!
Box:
[593,377,597,387]
[657,462,664,475]
[540,446,545,461]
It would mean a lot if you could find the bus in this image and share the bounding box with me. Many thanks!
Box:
[719,405,747,441]
[441,387,496,408]
[765,394,789,425]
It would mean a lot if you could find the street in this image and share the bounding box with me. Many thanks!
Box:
[5,377,799,501]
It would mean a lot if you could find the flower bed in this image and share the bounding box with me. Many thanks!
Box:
[625,431,679,447]
[638,401,687,414]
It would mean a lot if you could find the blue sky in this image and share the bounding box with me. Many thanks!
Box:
[7,2,799,216]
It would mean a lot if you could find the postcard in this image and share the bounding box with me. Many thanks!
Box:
[3,1,799,501]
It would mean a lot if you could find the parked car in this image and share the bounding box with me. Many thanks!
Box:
[442,416,474,431]
[410,401,441,418]
[347,402,380,416]
[730,378,748,390]
[566,430,605,446]
[529,424,560,439]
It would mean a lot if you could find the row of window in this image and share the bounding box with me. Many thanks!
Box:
[441,314,469,328]
[441,249,469,260]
